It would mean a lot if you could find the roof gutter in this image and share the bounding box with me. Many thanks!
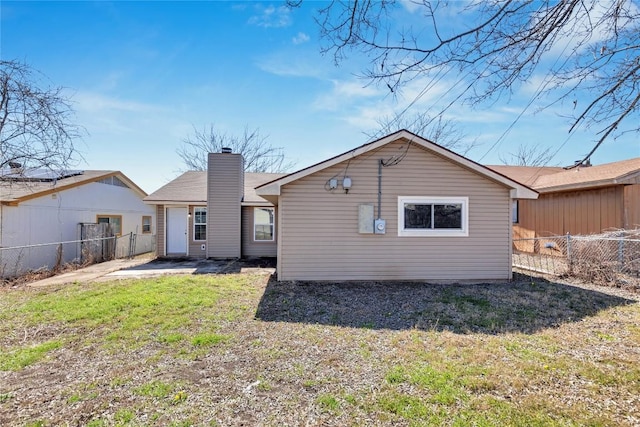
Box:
[143,200,207,205]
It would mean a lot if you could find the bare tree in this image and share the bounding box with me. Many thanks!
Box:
[0,60,82,172]
[313,0,640,166]
[366,112,479,156]
[499,144,555,167]
[177,125,295,173]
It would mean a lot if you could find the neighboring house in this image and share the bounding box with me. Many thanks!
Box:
[0,168,155,276]
[147,130,537,281]
[489,158,640,240]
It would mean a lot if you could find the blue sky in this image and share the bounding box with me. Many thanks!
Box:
[2,1,638,193]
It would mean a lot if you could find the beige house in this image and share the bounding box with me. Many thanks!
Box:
[146,130,537,281]
[489,158,640,242]
[144,162,284,259]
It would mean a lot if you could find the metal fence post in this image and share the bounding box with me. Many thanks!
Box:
[566,233,572,273]
[128,232,135,258]
[54,243,63,271]
[618,238,624,272]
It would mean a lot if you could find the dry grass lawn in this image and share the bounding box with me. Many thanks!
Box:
[0,271,638,426]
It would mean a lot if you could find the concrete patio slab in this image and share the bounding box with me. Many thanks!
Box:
[27,256,276,287]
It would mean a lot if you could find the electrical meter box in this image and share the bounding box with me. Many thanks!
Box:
[374,218,386,234]
[358,204,374,234]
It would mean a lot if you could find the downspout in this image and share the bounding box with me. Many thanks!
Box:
[377,159,382,220]
[373,159,387,234]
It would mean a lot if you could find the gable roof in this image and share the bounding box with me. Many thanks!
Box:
[0,170,147,206]
[256,129,538,200]
[144,171,285,205]
[488,157,640,193]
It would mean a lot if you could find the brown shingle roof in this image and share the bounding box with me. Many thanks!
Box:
[0,170,146,205]
[487,157,640,193]
[143,171,207,203]
[533,157,640,191]
[485,165,564,187]
[143,171,285,205]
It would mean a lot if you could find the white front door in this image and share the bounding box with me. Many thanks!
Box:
[166,207,188,254]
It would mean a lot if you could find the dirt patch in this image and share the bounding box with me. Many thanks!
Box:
[1,263,83,289]
[256,274,637,334]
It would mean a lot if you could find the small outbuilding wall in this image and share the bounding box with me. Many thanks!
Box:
[513,184,639,243]
[625,184,640,230]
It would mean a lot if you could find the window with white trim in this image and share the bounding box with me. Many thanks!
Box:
[142,216,152,234]
[254,207,275,241]
[398,197,468,237]
[193,207,206,241]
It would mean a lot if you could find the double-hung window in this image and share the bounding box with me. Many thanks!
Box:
[254,207,275,241]
[97,215,122,236]
[142,216,152,234]
[193,207,206,241]
[398,197,468,237]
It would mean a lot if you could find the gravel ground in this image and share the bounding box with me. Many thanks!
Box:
[1,270,638,426]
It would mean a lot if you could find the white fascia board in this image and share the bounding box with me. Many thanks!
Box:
[241,201,274,207]
[143,200,205,205]
[256,129,538,199]
[510,188,539,199]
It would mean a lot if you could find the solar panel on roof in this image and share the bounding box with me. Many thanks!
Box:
[0,169,84,182]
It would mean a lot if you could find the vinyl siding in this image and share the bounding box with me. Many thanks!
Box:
[156,205,165,256]
[278,141,512,281]
[207,153,243,258]
[241,206,277,257]
[188,205,207,258]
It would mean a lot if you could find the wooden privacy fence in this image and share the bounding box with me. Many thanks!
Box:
[513,230,640,283]
[79,223,116,264]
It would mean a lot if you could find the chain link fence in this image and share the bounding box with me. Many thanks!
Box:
[513,230,640,284]
[0,232,155,280]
